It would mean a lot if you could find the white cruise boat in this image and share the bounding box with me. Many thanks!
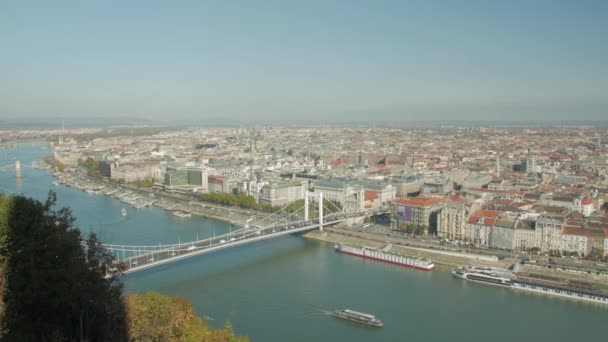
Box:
[452,265,513,287]
[172,210,192,218]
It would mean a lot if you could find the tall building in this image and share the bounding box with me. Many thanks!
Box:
[436,203,468,241]
[525,155,536,173]
[98,160,116,178]
[535,215,564,252]
[164,166,208,193]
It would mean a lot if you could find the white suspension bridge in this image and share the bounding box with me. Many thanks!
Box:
[1,160,363,275]
[103,192,356,275]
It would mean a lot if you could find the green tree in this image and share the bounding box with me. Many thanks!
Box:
[136,177,154,188]
[414,225,428,235]
[125,291,248,342]
[406,224,417,234]
[43,155,65,173]
[0,192,127,341]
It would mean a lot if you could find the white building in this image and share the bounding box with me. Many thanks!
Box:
[535,216,564,252]
[259,180,307,207]
[490,219,516,250]
[561,226,588,256]
[315,178,364,213]
[514,222,536,251]
[466,212,498,248]
[437,203,467,241]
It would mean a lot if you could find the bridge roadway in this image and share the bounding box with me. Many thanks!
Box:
[118,218,345,275]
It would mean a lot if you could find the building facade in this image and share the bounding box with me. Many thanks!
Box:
[391,197,442,231]
[436,203,467,241]
[315,179,364,213]
[561,226,588,256]
[535,215,564,252]
[259,180,307,207]
[164,166,208,193]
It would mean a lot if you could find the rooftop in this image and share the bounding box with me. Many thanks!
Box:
[394,197,441,208]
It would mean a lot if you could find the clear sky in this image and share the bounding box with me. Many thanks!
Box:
[1,0,607,123]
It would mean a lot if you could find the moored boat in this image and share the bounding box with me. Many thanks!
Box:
[173,210,192,218]
[335,244,435,271]
[511,274,608,305]
[452,265,513,287]
[452,265,608,305]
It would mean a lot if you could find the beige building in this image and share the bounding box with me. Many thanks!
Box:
[315,179,364,213]
[535,215,564,252]
[111,165,159,183]
[561,226,588,256]
[514,221,536,251]
[436,203,467,241]
[260,180,307,207]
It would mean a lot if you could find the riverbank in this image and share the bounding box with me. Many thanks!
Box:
[47,168,265,225]
[303,227,608,289]
[303,228,511,269]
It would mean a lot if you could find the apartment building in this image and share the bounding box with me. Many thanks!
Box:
[436,203,467,241]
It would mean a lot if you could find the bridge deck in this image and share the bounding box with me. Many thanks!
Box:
[118,219,343,275]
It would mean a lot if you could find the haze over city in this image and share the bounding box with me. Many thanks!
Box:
[2,0,607,124]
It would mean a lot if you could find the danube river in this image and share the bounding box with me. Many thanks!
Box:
[0,143,604,341]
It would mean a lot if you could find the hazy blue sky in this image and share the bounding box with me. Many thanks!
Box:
[1,0,607,123]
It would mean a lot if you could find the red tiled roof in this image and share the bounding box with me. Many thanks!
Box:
[450,195,463,202]
[394,197,441,208]
[563,226,588,236]
[364,191,378,201]
[467,210,500,225]
[581,198,593,205]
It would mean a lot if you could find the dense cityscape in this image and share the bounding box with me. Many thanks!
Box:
[2,1,607,341]
[4,125,608,272]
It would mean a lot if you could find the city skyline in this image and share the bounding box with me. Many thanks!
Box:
[1,1,607,121]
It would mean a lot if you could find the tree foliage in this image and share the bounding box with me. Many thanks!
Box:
[136,177,154,188]
[0,192,251,341]
[125,291,248,342]
[43,155,65,172]
[0,192,127,341]
[78,157,101,178]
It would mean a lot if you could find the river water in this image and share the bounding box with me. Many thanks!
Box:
[0,144,604,341]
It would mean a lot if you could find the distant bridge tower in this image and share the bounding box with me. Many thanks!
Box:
[15,160,21,178]
[304,191,324,231]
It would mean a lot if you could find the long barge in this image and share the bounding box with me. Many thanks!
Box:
[511,275,608,305]
[452,265,608,305]
[335,244,435,271]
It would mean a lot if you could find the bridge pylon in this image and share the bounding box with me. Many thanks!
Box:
[304,191,324,231]
[15,160,21,178]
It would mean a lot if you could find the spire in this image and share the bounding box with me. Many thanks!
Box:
[496,154,500,177]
